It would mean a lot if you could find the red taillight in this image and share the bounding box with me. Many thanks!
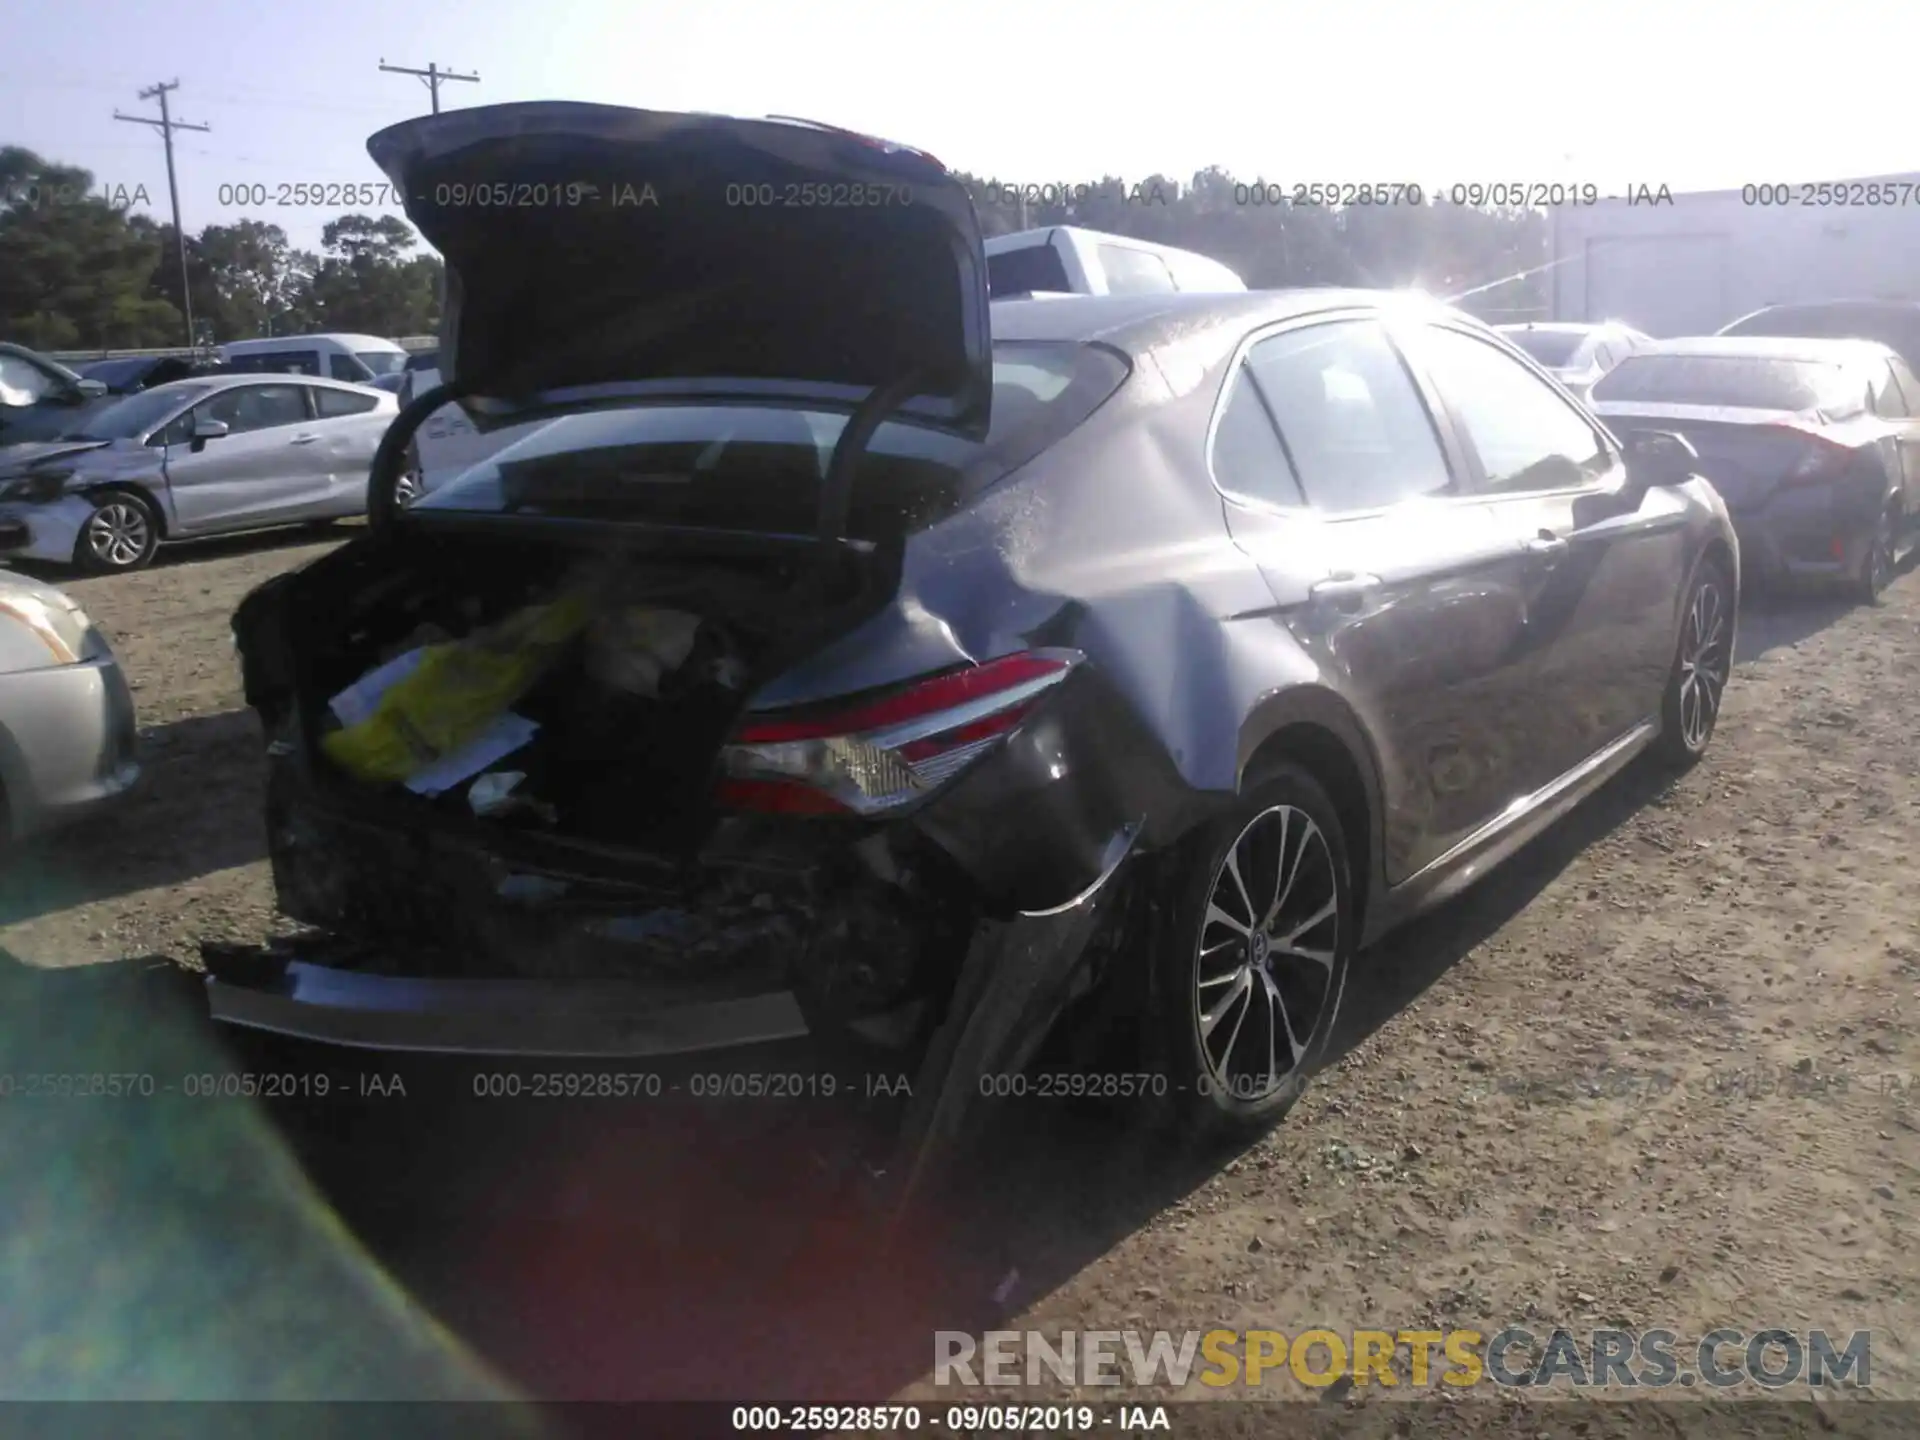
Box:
[718,650,1079,816]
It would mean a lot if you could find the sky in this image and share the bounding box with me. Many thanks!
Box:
[4,0,1919,258]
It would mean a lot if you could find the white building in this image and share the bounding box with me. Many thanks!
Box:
[1549,174,1920,337]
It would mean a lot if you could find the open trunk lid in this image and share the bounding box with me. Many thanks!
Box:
[366,103,992,440]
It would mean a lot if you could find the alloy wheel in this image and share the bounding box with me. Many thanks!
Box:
[1677,575,1730,751]
[1866,510,1895,599]
[1193,804,1340,1104]
[84,502,151,569]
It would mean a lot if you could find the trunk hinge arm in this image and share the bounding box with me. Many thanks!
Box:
[366,380,474,535]
[815,370,929,548]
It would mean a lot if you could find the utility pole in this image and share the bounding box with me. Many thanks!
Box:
[379,58,479,115]
[115,80,209,350]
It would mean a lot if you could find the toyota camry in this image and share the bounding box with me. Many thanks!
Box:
[209,103,1740,1198]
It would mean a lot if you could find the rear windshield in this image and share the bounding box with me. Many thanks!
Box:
[411,341,1130,537]
[81,358,156,389]
[227,350,321,376]
[988,243,1073,297]
[1503,330,1585,367]
[1592,354,1856,411]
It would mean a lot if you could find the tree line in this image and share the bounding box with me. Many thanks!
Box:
[0,145,1550,353]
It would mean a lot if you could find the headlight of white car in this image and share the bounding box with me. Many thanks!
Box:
[0,593,102,665]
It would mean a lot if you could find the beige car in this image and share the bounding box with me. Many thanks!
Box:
[0,566,139,840]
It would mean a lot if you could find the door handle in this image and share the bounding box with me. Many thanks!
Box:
[289,433,318,445]
[1309,572,1382,608]
[1524,531,1568,561]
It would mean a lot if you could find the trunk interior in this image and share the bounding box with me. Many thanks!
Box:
[289,525,880,859]
[244,525,979,1049]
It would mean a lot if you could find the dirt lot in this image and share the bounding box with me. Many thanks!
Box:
[3,526,1917,1415]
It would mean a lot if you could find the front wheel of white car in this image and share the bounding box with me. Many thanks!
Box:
[74,490,160,574]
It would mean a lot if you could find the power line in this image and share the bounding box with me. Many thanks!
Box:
[114,79,209,350]
[377,58,479,116]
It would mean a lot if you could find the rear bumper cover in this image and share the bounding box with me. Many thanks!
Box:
[204,957,812,1058]
[203,822,1138,1211]
[1731,494,1875,587]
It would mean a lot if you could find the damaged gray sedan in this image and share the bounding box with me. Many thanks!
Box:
[212,102,1739,1197]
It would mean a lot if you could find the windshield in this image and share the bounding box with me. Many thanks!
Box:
[63,385,207,441]
[355,350,406,377]
[413,341,1129,535]
[1592,354,1857,411]
[80,358,154,389]
[1503,330,1586,367]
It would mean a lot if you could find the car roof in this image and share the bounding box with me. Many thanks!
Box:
[988,289,1460,352]
[221,333,401,351]
[135,372,391,398]
[1734,300,1920,318]
[1633,335,1895,364]
[1496,322,1601,334]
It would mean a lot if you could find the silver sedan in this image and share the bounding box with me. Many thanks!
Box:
[0,567,139,839]
[0,374,399,573]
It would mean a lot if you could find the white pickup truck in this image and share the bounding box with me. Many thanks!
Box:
[984,225,1246,298]
[399,227,1245,500]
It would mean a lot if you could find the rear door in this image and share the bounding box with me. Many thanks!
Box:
[1402,322,1689,789]
[1212,313,1538,885]
[305,383,392,515]
[159,382,330,533]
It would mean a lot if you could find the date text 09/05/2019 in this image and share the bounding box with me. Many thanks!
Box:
[728,1404,1171,1432]
[0,1071,406,1099]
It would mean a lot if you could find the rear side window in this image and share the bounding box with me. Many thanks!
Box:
[313,386,381,418]
[1211,366,1305,507]
[1241,320,1452,512]
[1097,244,1177,296]
[201,384,311,434]
[1415,325,1610,493]
[1593,354,1852,410]
[1871,363,1911,418]
[988,241,1072,297]
[1888,359,1920,415]
[228,350,321,377]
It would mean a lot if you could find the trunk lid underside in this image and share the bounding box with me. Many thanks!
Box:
[366,101,994,439]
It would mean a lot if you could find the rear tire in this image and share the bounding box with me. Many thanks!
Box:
[73,489,160,574]
[1144,763,1355,1140]
[1653,554,1733,769]
[1855,502,1899,605]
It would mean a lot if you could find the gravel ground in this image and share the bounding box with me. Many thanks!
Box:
[2,527,1916,1418]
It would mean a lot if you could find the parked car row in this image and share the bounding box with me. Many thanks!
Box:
[1503,303,1920,605]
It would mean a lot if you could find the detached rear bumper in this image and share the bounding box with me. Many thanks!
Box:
[203,949,811,1057]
